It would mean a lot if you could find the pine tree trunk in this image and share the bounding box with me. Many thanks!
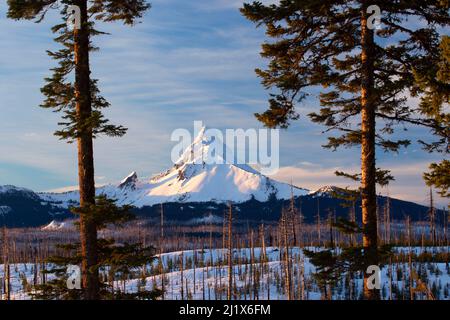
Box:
[2,228,10,301]
[74,0,99,300]
[361,4,379,300]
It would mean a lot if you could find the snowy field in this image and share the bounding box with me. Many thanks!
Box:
[1,246,449,300]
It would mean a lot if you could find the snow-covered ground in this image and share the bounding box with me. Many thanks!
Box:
[1,246,449,300]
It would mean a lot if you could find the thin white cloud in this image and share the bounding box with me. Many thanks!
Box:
[270,162,447,207]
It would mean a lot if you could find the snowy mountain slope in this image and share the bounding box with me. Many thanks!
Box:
[41,220,75,231]
[0,185,38,198]
[0,185,70,227]
[41,127,309,208]
[309,185,350,198]
[0,206,12,216]
[3,127,437,226]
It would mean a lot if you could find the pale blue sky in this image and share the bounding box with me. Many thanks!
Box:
[0,0,447,206]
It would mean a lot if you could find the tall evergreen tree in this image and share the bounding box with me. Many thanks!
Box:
[241,0,449,299]
[418,36,450,201]
[7,0,151,299]
[33,196,161,300]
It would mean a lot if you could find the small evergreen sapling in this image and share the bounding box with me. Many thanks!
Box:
[33,196,161,300]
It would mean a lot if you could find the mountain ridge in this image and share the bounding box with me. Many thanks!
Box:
[0,128,441,227]
[0,182,441,227]
[39,126,309,207]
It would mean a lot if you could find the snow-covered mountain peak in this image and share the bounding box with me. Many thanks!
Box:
[119,171,138,189]
[311,185,337,194]
[40,126,309,207]
[42,220,74,231]
[175,125,228,166]
[0,185,38,199]
[310,185,349,198]
[0,185,31,194]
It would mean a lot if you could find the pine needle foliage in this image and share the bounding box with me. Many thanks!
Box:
[32,196,162,300]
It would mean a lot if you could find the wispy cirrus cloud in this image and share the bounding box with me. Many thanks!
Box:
[271,161,446,207]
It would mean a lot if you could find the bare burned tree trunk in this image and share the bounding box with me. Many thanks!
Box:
[350,200,356,246]
[444,207,448,247]
[193,245,196,297]
[406,216,414,300]
[300,256,305,300]
[2,227,10,300]
[74,0,99,300]
[376,196,381,241]
[281,212,292,300]
[159,254,165,299]
[361,4,379,300]
[222,215,226,255]
[160,203,164,239]
[298,197,304,247]
[384,197,391,244]
[260,224,266,261]
[250,229,257,300]
[289,185,297,246]
[328,210,334,248]
[180,251,184,300]
[429,188,436,246]
[316,204,321,247]
[227,203,233,300]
